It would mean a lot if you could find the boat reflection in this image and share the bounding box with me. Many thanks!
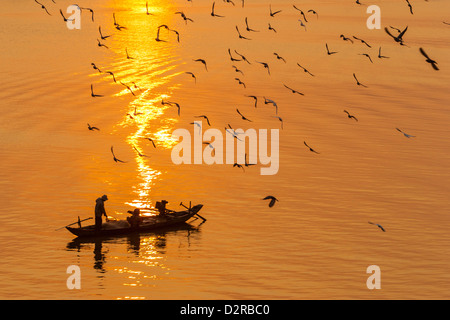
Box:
[66,222,204,273]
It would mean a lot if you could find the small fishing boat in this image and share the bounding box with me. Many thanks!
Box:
[66,204,204,238]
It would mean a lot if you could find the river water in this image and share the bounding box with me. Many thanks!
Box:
[0,0,449,299]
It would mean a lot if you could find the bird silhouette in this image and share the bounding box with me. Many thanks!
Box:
[34,0,51,15]
[111,146,127,163]
[326,43,338,55]
[211,2,225,17]
[353,73,368,88]
[378,47,390,59]
[283,84,304,96]
[87,123,100,131]
[246,95,258,108]
[297,63,315,76]
[385,26,408,45]
[353,36,371,48]
[262,196,278,207]
[419,48,439,71]
[344,110,358,122]
[194,59,208,71]
[368,222,386,232]
[245,17,259,32]
[256,61,270,75]
[396,128,415,138]
[90,84,103,97]
[269,5,282,17]
[236,26,251,40]
[304,141,320,154]
[195,115,211,126]
[185,72,197,83]
[236,108,252,122]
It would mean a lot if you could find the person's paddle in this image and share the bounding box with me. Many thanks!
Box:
[55,217,93,231]
[180,202,207,222]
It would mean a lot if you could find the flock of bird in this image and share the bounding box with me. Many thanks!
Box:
[33,0,447,232]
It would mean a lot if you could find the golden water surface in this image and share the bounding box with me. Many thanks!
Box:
[0,0,449,299]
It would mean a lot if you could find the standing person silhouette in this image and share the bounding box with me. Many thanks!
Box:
[95,195,109,231]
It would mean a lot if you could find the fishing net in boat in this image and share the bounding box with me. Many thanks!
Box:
[102,220,130,229]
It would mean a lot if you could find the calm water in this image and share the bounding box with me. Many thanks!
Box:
[0,0,449,299]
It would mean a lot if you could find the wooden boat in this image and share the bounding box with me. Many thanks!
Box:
[66,204,203,237]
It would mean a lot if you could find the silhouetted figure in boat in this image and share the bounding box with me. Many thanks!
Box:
[95,195,109,231]
[127,208,142,227]
[156,200,168,216]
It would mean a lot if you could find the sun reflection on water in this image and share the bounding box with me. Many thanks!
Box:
[105,0,181,211]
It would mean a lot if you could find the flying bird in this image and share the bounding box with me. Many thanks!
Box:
[368,222,386,232]
[378,47,390,59]
[125,48,134,59]
[235,78,246,88]
[194,59,208,71]
[353,73,368,88]
[87,123,100,131]
[236,108,252,122]
[264,98,278,114]
[344,110,358,122]
[244,153,256,167]
[298,19,307,31]
[273,116,284,129]
[105,71,117,82]
[59,9,74,22]
[274,53,286,63]
[232,65,244,75]
[228,48,242,62]
[99,26,111,40]
[304,141,320,154]
[385,26,408,45]
[359,53,373,63]
[419,48,439,71]
[326,43,338,55]
[405,0,413,15]
[308,9,318,19]
[195,115,211,126]
[111,146,127,163]
[353,36,371,48]
[269,5,282,17]
[185,72,197,83]
[91,63,102,73]
[283,84,304,96]
[293,6,308,22]
[90,84,103,97]
[340,34,354,43]
[268,23,277,33]
[234,50,251,64]
[113,13,127,30]
[245,17,259,32]
[297,63,315,76]
[120,82,136,96]
[175,11,194,24]
[144,138,157,148]
[246,95,258,108]
[133,145,149,158]
[146,2,154,15]
[236,25,251,40]
[396,128,415,138]
[262,196,278,207]
[211,2,225,17]
[80,7,95,22]
[34,0,51,15]
[97,39,109,49]
[256,61,270,75]
[162,100,181,116]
